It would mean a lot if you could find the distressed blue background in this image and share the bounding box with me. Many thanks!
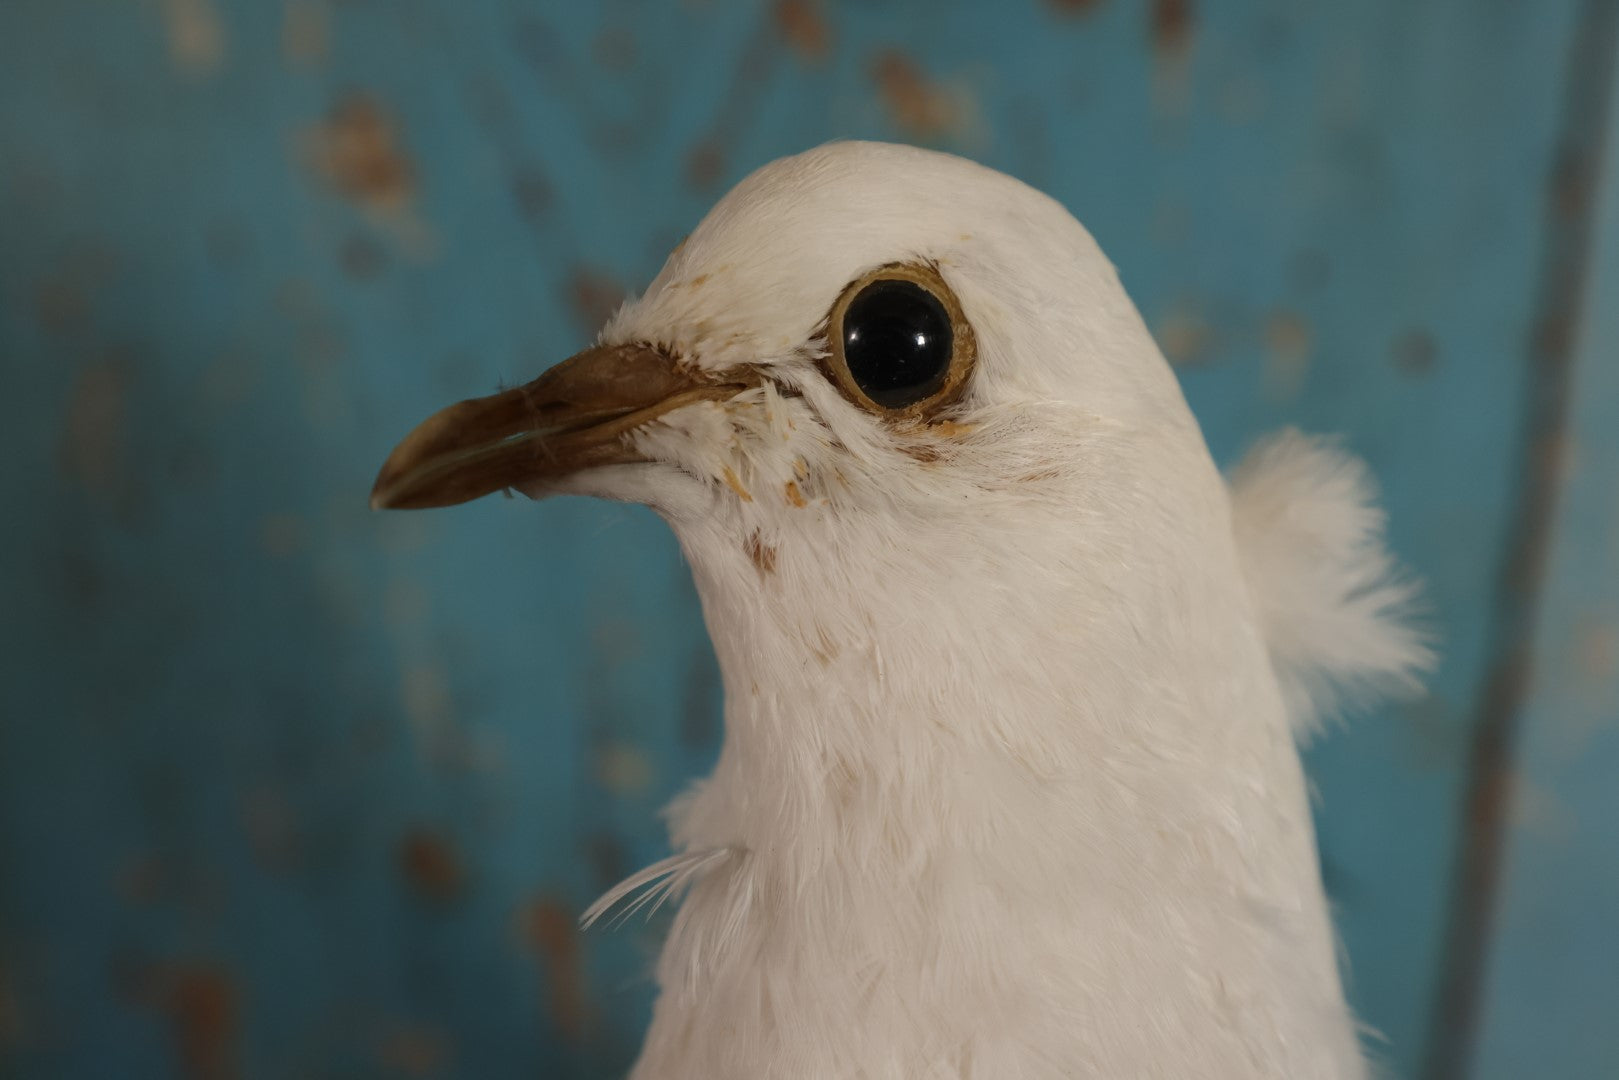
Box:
[2,1,1616,1077]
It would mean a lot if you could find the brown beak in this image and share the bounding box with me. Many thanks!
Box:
[370,343,750,510]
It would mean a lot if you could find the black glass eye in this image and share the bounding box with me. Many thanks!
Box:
[840,279,955,409]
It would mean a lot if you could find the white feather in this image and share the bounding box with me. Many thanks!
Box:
[1229,429,1434,738]
[581,847,735,930]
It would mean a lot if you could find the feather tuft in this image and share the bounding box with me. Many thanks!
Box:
[1229,429,1434,738]
[580,847,734,930]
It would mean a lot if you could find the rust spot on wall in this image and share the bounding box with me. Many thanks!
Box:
[1154,303,1213,366]
[596,741,655,794]
[282,0,329,66]
[686,138,726,192]
[566,266,627,335]
[1046,0,1106,15]
[1268,313,1312,352]
[398,828,465,903]
[1149,0,1194,55]
[745,530,778,575]
[1393,328,1439,375]
[871,51,958,138]
[1550,145,1595,222]
[162,0,226,77]
[375,1025,450,1076]
[1575,618,1618,683]
[306,95,415,213]
[776,0,830,61]
[517,898,589,1040]
[167,966,238,1080]
[59,356,128,500]
[1263,310,1312,399]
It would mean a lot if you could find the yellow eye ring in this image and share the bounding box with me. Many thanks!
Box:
[822,261,977,419]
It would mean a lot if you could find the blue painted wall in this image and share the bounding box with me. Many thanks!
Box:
[1,2,1614,1077]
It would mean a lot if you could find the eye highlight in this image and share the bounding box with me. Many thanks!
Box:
[823,262,976,417]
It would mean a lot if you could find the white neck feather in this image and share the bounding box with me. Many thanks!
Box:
[613,413,1367,1080]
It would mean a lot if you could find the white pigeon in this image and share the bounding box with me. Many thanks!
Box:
[372,141,1429,1080]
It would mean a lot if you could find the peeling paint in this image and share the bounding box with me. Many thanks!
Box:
[401,664,454,751]
[305,95,415,213]
[1574,617,1617,683]
[1263,310,1312,399]
[1504,772,1578,842]
[399,828,466,903]
[167,965,238,1080]
[596,741,655,795]
[162,0,227,77]
[871,51,959,138]
[1154,303,1213,366]
[1149,0,1194,56]
[517,898,588,1040]
[1147,0,1194,114]
[775,0,831,61]
[259,514,305,558]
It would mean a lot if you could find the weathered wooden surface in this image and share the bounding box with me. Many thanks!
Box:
[1471,10,1619,1076]
[0,2,1613,1077]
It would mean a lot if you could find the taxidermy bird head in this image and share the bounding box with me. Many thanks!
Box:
[373,141,1428,1079]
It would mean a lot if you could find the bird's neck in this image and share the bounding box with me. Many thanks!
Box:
[635,484,1364,1078]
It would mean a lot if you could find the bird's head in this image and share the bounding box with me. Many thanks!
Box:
[373,142,1226,718]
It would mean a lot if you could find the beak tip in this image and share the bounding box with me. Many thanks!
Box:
[368,467,403,511]
[366,343,727,514]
